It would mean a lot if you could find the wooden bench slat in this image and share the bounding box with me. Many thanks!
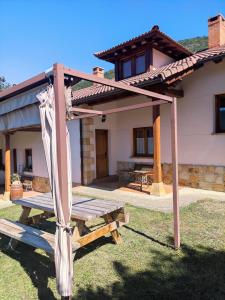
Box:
[0,218,55,254]
[0,219,79,254]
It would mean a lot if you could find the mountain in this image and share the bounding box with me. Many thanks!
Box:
[73,36,208,91]
[179,36,208,53]
[73,69,114,91]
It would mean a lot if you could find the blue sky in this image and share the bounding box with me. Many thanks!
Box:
[1,0,225,84]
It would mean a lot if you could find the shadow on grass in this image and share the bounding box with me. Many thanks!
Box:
[124,225,174,249]
[0,233,112,299]
[1,230,225,300]
[0,235,56,300]
[75,243,225,300]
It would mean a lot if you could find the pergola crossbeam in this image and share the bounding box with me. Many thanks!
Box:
[64,67,173,103]
[71,99,167,120]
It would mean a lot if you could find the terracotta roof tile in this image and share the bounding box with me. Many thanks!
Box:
[73,45,225,103]
[94,26,192,61]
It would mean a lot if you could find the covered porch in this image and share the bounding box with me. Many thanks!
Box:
[75,86,183,197]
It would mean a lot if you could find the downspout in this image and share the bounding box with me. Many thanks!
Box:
[79,119,84,185]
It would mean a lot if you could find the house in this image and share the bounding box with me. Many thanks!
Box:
[73,14,225,194]
[1,14,225,196]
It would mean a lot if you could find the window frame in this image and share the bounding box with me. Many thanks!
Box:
[133,127,154,158]
[135,53,146,75]
[122,58,132,79]
[25,149,33,172]
[120,51,147,79]
[215,94,225,133]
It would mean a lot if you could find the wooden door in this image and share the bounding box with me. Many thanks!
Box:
[95,129,108,178]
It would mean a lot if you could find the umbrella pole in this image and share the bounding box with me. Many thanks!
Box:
[54,63,73,298]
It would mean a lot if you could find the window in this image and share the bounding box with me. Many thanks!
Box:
[25,149,33,172]
[120,53,146,79]
[133,127,153,157]
[136,54,145,74]
[122,59,132,78]
[215,94,225,133]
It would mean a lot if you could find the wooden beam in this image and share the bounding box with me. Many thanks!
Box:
[72,100,167,120]
[0,72,48,101]
[71,107,102,115]
[64,67,173,102]
[53,63,70,223]
[171,98,180,249]
[74,221,120,248]
[5,134,10,193]
[53,63,72,300]
[153,105,162,183]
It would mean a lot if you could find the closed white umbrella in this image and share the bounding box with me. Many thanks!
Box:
[37,84,73,297]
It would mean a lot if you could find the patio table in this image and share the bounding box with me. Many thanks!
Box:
[10,193,128,255]
[129,170,154,191]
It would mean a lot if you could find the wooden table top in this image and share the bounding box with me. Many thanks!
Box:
[130,170,154,175]
[14,193,124,221]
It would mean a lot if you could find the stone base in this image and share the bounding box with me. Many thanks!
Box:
[163,163,225,192]
[3,191,10,201]
[151,182,166,196]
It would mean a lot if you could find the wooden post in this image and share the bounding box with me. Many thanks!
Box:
[3,134,11,200]
[171,98,180,249]
[151,105,165,196]
[53,63,72,300]
[153,105,162,182]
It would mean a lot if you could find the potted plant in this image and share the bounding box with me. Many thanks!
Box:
[10,173,23,201]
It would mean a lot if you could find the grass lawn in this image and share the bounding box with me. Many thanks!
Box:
[1,199,225,299]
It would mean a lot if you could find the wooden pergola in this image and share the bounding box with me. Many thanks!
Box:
[0,63,180,248]
[0,63,180,298]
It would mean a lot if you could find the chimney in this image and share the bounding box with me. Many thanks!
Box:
[92,66,104,86]
[208,14,225,48]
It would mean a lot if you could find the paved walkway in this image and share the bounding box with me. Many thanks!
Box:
[73,185,225,212]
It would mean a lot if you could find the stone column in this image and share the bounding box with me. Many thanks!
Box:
[82,117,95,185]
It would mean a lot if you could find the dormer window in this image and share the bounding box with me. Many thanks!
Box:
[122,59,132,78]
[121,52,146,79]
[95,25,192,82]
[136,54,145,74]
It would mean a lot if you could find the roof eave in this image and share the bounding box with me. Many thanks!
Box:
[73,77,163,106]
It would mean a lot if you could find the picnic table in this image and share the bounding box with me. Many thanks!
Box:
[0,193,129,258]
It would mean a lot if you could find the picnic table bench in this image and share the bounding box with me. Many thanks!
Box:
[0,193,129,258]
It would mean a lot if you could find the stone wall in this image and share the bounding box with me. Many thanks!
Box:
[163,163,225,192]
[82,117,95,185]
[117,160,225,192]
[32,176,51,193]
[117,161,135,182]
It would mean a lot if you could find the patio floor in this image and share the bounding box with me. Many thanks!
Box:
[73,180,225,212]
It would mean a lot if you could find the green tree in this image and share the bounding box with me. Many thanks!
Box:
[0,76,10,90]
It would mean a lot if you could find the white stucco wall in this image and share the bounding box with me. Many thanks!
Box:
[153,48,174,68]
[0,119,81,184]
[161,59,225,165]
[93,59,225,176]
[94,96,153,175]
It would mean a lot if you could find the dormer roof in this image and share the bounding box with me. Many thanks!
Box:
[73,45,225,105]
[94,25,193,63]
